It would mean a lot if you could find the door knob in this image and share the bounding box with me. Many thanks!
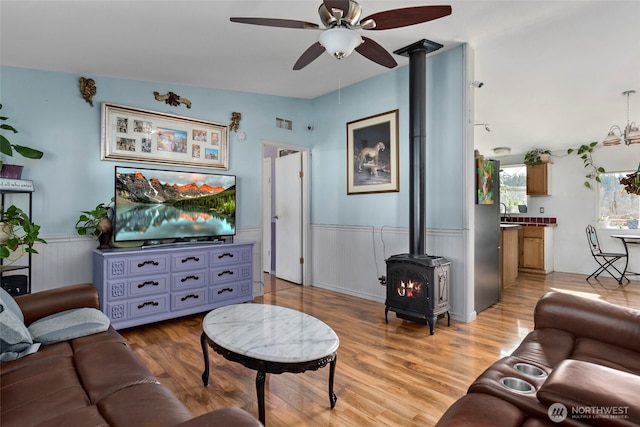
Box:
[273,215,279,220]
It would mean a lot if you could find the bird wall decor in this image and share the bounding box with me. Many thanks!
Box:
[230,112,242,132]
[79,77,97,106]
[153,91,192,109]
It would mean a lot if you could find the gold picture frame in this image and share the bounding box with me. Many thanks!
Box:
[346,109,399,194]
[101,103,229,170]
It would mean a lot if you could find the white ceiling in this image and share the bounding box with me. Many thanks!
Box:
[1,0,639,157]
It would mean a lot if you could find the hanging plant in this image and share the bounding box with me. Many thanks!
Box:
[567,142,605,189]
[620,164,640,195]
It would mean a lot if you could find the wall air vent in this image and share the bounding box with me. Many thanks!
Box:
[276,117,293,130]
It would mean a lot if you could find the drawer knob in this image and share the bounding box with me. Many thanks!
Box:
[218,287,234,294]
[218,270,234,277]
[181,294,200,301]
[137,280,159,288]
[181,275,200,282]
[218,253,234,259]
[181,256,200,263]
[137,301,159,309]
[138,260,160,268]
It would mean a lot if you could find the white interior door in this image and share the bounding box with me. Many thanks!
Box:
[275,151,302,284]
[262,157,272,273]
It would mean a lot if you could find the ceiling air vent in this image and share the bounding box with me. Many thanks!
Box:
[276,117,293,130]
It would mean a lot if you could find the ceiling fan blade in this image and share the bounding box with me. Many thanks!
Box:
[362,5,452,30]
[323,0,351,14]
[230,17,319,29]
[293,42,326,70]
[356,37,397,69]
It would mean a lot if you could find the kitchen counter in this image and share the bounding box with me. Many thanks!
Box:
[500,216,558,227]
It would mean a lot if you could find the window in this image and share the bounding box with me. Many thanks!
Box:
[499,165,527,214]
[597,171,640,229]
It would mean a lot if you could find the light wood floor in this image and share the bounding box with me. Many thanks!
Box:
[120,272,640,426]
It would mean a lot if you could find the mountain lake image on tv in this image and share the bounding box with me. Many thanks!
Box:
[114,166,236,243]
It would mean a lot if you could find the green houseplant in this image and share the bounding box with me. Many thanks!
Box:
[0,205,46,260]
[0,103,44,175]
[567,141,606,189]
[75,198,114,249]
[523,149,551,165]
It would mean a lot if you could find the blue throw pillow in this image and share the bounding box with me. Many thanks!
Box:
[0,287,24,322]
[29,308,110,344]
[0,300,38,362]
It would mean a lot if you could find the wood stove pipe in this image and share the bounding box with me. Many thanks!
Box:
[394,40,443,256]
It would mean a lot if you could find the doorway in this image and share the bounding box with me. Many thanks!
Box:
[262,143,310,285]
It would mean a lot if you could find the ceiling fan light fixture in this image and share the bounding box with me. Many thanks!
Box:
[319,27,362,60]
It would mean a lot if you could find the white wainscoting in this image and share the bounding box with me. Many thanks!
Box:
[30,227,264,295]
[311,224,472,321]
[30,235,97,293]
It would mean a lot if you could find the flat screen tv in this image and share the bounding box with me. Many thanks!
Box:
[113,166,236,245]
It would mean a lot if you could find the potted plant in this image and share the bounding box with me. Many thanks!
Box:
[567,141,605,189]
[75,198,114,249]
[0,204,47,260]
[523,149,551,165]
[0,103,44,178]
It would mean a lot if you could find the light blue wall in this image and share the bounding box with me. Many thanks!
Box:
[0,66,313,234]
[310,45,465,230]
[1,45,464,237]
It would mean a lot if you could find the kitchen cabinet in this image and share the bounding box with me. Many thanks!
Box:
[526,163,549,196]
[501,225,519,289]
[518,226,554,274]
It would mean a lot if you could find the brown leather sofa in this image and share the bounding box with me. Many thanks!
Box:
[1,283,262,427]
[436,291,640,427]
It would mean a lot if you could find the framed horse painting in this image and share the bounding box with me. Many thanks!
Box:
[346,109,399,195]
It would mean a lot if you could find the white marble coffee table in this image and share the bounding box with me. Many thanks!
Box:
[201,303,340,425]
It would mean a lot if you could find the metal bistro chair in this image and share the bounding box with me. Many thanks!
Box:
[585,225,629,284]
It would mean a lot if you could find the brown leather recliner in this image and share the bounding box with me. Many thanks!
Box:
[1,283,262,427]
[436,291,640,427]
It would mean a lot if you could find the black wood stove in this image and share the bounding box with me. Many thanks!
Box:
[383,40,451,334]
[385,254,450,335]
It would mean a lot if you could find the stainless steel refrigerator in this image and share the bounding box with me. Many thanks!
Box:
[474,159,501,312]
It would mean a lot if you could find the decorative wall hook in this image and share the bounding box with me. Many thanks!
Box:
[153,91,192,109]
[79,77,97,107]
[230,112,242,132]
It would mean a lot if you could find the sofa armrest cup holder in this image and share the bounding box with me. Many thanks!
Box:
[499,377,536,394]
[513,363,548,379]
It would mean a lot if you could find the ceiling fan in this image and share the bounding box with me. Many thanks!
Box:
[230,0,452,70]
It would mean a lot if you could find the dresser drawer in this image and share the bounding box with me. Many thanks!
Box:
[105,294,170,322]
[210,246,252,267]
[210,264,251,285]
[171,289,207,311]
[106,275,169,301]
[171,251,208,271]
[127,295,169,319]
[171,269,208,291]
[209,280,252,304]
[106,254,170,279]
[209,284,239,303]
